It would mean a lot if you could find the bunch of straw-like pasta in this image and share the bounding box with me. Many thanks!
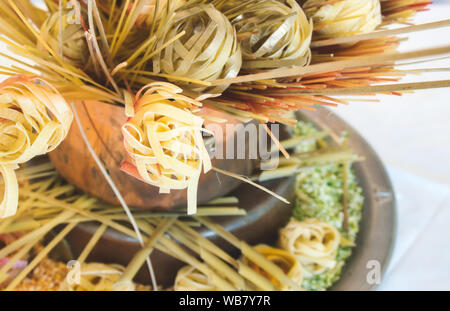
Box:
[121,82,211,214]
[0,76,72,219]
[226,0,312,71]
[303,0,382,37]
[279,219,341,276]
[152,4,242,93]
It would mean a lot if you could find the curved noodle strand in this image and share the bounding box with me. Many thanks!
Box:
[62,263,136,291]
[279,219,341,277]
[174,266,217,291]
[0,76,73,219]
[121,82,211,214]
[242,244,303,290]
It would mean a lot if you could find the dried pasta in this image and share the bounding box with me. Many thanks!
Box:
[242,244,303,290]
[0,76,73,219]
[121,82,211,215]
[152,4,241,93]
[61,263,135,291]
[229,0,312,71]
[279,219,341,276]
[303,0,382,37]
[39,11,88,67]
[174,266,217,291]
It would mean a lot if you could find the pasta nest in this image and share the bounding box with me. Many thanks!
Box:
[121,82,211,215]
[230,0,312,72]
[174,266,217,291]
[152,4,242,93]
[135,0,185,27]
[242,244,303,290]
[39,11,88,67]
[0,76,73,219]
[279,218,341,277]
[62,263,135,291]
[303,0,382,37]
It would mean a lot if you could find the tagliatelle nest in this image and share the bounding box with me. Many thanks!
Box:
[0,76,72,219]
[242,244,303,290]
[279,219,341,277]
[152,4,242,93]
[135,0,185,27]
[39,11,88,67]
[227,0,312,72]
[174,266,217,291]
[303,0,382,37]
[121,82,211,214]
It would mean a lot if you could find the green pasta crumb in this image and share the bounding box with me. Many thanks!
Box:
[292,121,364,291]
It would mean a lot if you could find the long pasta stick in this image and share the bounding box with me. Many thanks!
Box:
[77,224,108,265]
[7,222,79,290]
[71,102,158,291]
[118,218,176,284]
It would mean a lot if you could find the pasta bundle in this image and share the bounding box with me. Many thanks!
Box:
[279,219,341,276]
[242,244,303,290]
[0,76,73,219]
[152,4,242,93]
[174,266,217,291]
[229,0,312,71]
[303,0,382,37]
[121,82,211,214]
[62,263,135,291]
[39,11,88,67]
[135,0,186,27]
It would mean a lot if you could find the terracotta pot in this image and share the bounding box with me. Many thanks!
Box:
[49,101,254,210]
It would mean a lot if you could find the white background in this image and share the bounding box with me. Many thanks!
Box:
[1,0,449,291]
[329,1,450,290]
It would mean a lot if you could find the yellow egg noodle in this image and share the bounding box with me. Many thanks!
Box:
[39,11,88,67]
[241,244,303,291]
[174,266,218,291]
[152,4,242,93]
[228,0,312,71]
[121,82,211,215]
[136,0,186,27]
[0,76,72,219]
[303,0,382,37]
[279,218,341,277]
[61,262,136,291]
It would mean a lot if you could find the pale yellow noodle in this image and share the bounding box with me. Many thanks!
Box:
[303,0,382,37]
[0,76,72,219]
[121,82,211,215]
[279,218,341,277]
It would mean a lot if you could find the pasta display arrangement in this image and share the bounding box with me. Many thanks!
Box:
[0,0,448,291]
